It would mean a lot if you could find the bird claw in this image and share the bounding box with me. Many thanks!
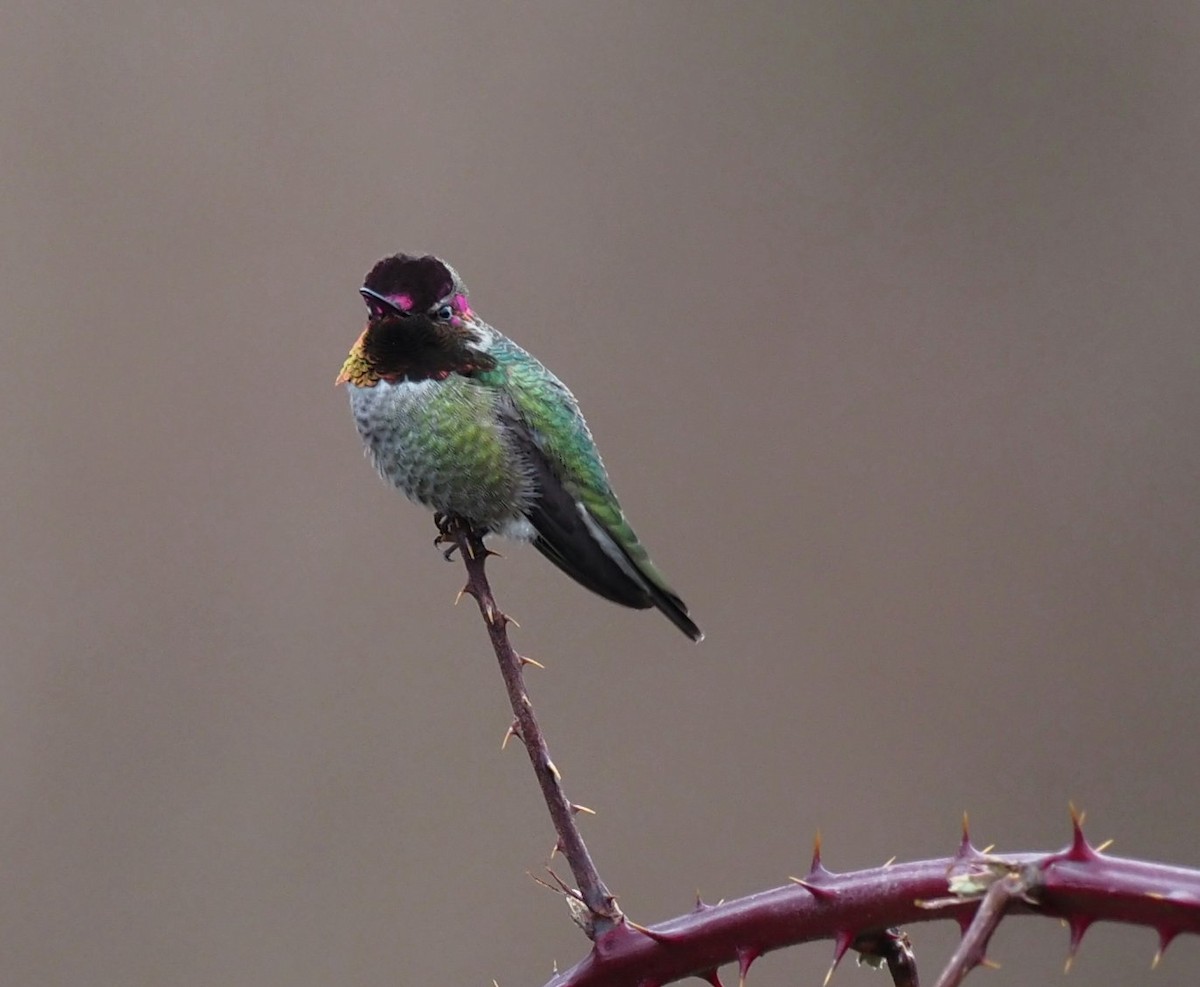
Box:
[432,513,491,562]
[433,512,464,559]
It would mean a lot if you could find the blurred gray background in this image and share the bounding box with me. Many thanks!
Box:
[4,3,1198,985]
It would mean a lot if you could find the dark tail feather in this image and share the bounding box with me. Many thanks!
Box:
[526,462,652,609]
[516,431,703,641]
[532,529,702,641]
[640,581,703,642]
[528,491,703,641]
[532,533,651,609]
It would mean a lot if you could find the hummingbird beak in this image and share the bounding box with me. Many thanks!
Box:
[359,286,407,318]
[337,288,405,386]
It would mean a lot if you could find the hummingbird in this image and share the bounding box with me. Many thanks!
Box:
[336,253,702,641]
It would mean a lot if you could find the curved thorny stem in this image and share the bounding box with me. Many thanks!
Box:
[439,519,1200,985]
[542,815,1200,987]
[442,515,622,938]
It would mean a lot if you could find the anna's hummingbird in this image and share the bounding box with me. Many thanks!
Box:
[336,253,702,641]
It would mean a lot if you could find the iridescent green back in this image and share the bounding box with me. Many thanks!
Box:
[478,336,681,598]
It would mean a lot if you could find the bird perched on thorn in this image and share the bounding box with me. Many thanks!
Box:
[336,253,702,641]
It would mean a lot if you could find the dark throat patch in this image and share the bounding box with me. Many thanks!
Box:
[362,314,495,383]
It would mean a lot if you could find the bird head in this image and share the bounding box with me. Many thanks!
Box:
[335,254,493,386]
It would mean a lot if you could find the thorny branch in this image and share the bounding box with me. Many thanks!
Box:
[445,516,621,938]
[442,526,1200,985]
[542,814,1200,987]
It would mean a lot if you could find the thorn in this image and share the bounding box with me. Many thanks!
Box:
[501,721,522,750]
[454,587,467,606]
[831,928,854,964]
[570,803,596,816]
[979,844,996,855]
[625,919,677,944]
[546,759,561,781]
[492,610,520,629]
[483,547,505,559]
[796,830,835,898]
[736,946,760,987]
[520,654,545,669]
[882,855,897,867]
[820,936,859,987]
[694,891,709,912]
[806,830,835,881]
[956,812,982,859]
[1153,928,1178,969]
[823,932,854,987]
[1065,916,1092,972]
[810,830,825,874]
[979,958,1001,971]
[697,969,724,987]
[1069,801,1085,828]
[1095,838,1114,853]
[1066,803,1097,862]
[788,876,837,900]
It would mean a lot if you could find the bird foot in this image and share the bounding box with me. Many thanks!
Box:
[433,513,486,561]
[433,513,461,559]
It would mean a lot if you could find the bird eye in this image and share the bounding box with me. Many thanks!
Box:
[435,304,453,320]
